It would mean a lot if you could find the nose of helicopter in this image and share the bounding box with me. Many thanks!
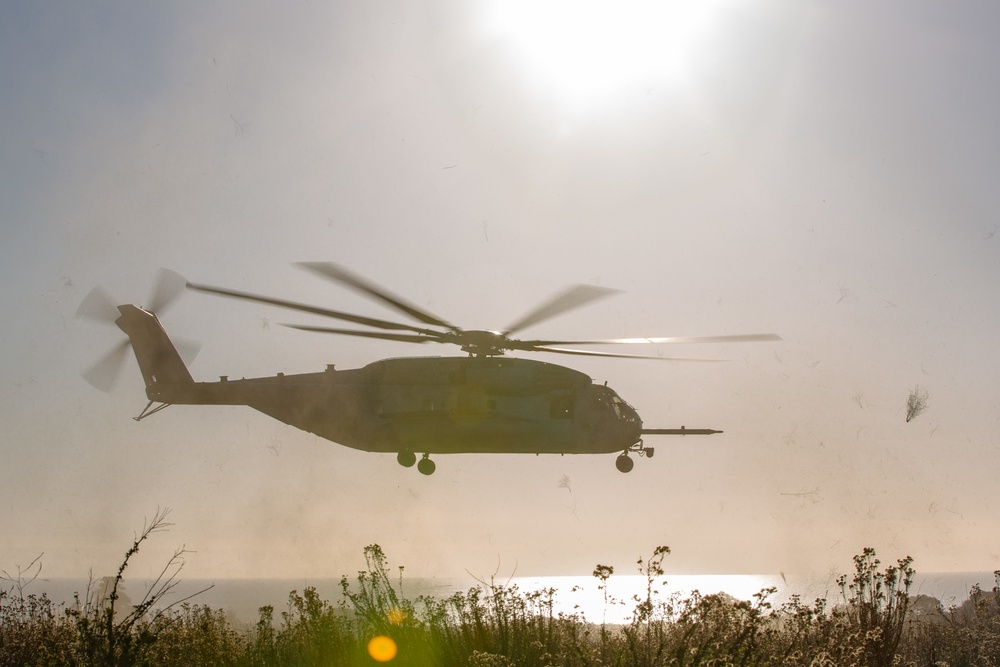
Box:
[596,386,643,446]
[619,402,643,444]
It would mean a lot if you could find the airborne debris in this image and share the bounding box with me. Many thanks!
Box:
[905,385,929,422]
[558,474,572,493]
[230,115,248,137]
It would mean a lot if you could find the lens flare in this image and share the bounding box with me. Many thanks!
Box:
[367,635,398,662]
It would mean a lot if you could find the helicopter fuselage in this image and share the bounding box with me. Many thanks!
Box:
[152,355,643,456]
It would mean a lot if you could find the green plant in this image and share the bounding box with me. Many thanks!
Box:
[9,536,1000,667]
[0,554,77,666]
[66,507,210,667]
[835,547,914,667]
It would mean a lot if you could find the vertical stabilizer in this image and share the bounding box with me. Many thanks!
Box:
[114,305,194,397]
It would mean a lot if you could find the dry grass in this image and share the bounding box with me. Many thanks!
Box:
[3,519,999,666]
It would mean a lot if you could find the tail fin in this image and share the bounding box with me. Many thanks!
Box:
[114,305,194,398]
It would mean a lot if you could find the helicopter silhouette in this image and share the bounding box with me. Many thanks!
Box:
[78,264,780,474]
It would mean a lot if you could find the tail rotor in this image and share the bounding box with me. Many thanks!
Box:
[75,285,121,324]
[77,270,198,392]
[146,269,187,314]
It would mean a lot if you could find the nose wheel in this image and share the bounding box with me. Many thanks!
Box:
[615,440,654,472]
[397,450,416,467]
[615,454,634,473]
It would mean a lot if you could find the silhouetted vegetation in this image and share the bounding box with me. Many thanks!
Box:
[3,520,1000,666]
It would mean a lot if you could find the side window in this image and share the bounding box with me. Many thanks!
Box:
[549,396,574,419]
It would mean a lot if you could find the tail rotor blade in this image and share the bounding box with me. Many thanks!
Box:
[173,337,202,366]
[76,287,121,324]
[82,339,131,392]
[148,269,188,314]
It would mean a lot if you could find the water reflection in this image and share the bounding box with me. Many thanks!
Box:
[511,574,789,624]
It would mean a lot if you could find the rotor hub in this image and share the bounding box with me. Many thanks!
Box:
[455,330,510,357]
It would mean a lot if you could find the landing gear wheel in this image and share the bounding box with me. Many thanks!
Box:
[417,455,436,476]
[615,454,634,473]
[645,447,655,459]
[397,451,416,468]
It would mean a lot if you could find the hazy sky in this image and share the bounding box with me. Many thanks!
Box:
[2,0,999,583]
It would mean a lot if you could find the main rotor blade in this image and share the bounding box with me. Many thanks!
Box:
[515,333,783,347]
[148,269,188,314]
[283,324,441,344]
[82,339,130,392]
[187,282,441,335]
[504,284,621,336]
[298,262,457,331]
[528,345,726,361]
[76,287,121,324]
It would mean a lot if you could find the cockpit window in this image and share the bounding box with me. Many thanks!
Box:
[610,396,623,418]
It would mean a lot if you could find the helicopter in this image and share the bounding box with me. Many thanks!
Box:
[78,264,780,474]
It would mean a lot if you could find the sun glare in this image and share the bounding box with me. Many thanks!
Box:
[482,0,728,105]
[367,635,398,662]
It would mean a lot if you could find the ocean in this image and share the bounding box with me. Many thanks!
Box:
[16,571,998,627]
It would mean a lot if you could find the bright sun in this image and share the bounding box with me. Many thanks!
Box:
[482,0,729,105]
